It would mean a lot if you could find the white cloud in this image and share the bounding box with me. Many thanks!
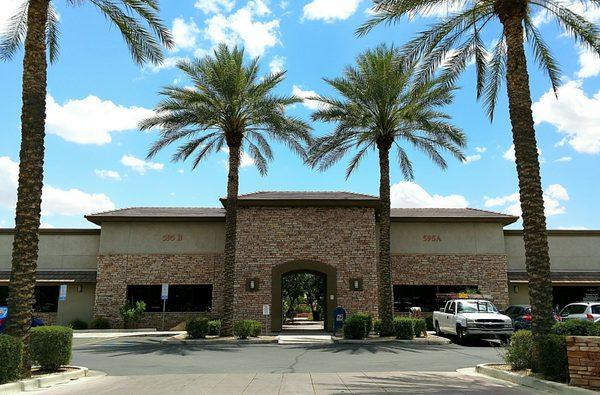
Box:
[303,0,362,22]
[0,156,115,217]
[171,18,201,52]
[555,156,572,163]
[195,0,235,14]
[414,2,466,18]
[390,181,468,208]
[503,144,543,162]
[463,154,481,164]
[576,45,600,79]
[46,95,154,145]
[484,184,569,217]
[532,80,600,154]
[269,55,286,74]
[94,169,122,181]
[292,85,324,110]
[177,169,185,174]
[204,0,279,57]
[145,56,187,73]
[120,155,164,175]
[40,222,54,229]
[475,146,487,153]
[220,147,255,169]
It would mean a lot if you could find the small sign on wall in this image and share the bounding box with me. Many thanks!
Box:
[263,304,270,316]
[59,285,67,302]
[161,284,169,300]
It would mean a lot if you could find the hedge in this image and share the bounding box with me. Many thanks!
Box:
[186,317,209,339]
[504,330,534,371]
[353,313,373,335]
[412,318,427,338]
[343,315,367,339]
[30,326,73,371]
[89,317,111,330]
[234,320,261,339]
[552,320,600,336]
[538,334,569,382]
[68,319,88,330]
[393,317,414,340]
[208,320,221,336]
[0,335,23,384]
[373,319,382,336]
[250,321,262,337]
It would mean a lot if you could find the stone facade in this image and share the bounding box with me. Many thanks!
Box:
[392,254,510,309]
[567,336,600,390]
[234,206,379,331]
[93,254,223,328]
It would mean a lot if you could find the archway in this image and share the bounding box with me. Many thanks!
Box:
[271,261,337,332]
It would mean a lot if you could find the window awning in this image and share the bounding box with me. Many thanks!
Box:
[0,270,97,283]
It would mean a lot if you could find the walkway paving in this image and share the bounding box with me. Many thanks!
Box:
[39,370,541,394]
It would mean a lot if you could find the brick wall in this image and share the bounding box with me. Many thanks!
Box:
[234,206,379,331]
[36,312,57,326]
[567,336,600,390]
[93,254,223,329]
[392,254,510,309]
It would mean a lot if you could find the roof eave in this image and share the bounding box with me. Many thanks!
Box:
[220,198,381,208]
[390,216,519,225]
[84,215,226,225]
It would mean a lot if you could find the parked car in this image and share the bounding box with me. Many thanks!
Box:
[504,305,560,330]
[0,306,44,334]
[559,302,600,322]
[433,299,513,344]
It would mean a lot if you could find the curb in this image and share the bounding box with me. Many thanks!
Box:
[162,336,278,345]
[333,336,451,345]
[0,366,88,394]
[73,328,157,333]
[476,364,597,395]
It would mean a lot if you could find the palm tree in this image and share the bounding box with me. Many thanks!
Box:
[307,45,466,336]
[358,0,600,341]
[139,44,312,336]
[0,0,172,374]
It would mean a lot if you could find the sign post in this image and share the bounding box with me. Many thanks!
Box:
[161,284,169,331]
[262,304,270,336]
[58,285,68,302]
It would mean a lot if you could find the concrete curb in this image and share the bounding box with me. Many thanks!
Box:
[0,366,88,394]
[333,335,451,345]
[476,364,597,395]
[74,331,185,339]
[74,328,157,333]
[162,334,278,345]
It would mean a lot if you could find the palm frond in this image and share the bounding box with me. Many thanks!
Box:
[0,2,28,61]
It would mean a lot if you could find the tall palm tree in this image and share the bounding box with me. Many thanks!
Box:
[307,45,466,336]
[0,0,172,374]
[357,0,600,342]
[140,44,312,336]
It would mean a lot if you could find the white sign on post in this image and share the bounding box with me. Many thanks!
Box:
[59,285,67,302]
[263,304,270,316]
[161,284,169,300]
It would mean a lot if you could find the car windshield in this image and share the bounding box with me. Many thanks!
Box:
[561,305,587,315]
[457,301,498,313]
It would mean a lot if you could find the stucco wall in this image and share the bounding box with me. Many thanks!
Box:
[504,231,600,272]
[0,230,100,270]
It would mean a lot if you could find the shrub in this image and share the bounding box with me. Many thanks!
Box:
[30,326,72,371]
[504,330,534,371]
[552,320,597,336]
[68,319,88,330]
[186,317,209,339]
[393,317,414,340]
[373,319,382,335]
[343,315,367,339]
[233,320,257,339]
[119,301,146,329]
[353,313,373,335]
[89,317,111,329]
[208,320,221,336]
[0,335,23,384]
[538,335,568,382]
[250,321,262,337]
[412,318,427,338]
[592,322,600,336]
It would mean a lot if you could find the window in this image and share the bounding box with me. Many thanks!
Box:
[456,301,497,313]
[0,285,58,312]
[592,305,600,314]
[447,302,455,314]
[0,286,7,306]
[126,285,213,312]
[560,304,588,315]
[393,285,479,312]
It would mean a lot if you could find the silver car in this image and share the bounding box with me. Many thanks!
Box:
[559,302,600,322]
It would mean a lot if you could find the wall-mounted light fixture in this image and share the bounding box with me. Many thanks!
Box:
[513,285,519,294]
[246,278,260,292]
[77,284,83,293]
[350,278,363,291]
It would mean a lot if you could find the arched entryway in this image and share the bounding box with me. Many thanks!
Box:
[271,261,337,332]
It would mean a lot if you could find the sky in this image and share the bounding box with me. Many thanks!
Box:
[0,0,599,229]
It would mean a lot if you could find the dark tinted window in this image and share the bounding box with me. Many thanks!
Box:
[591,305,600,314]
[0,286,7,306]
[561,304,587,315]
[504,306,516,315]
[0,285,59,312]
[127,285,213,312]
[393,285,478,312]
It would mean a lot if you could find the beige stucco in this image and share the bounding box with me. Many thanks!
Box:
[98,222,225,255]
[391,222,506,254]
[505,232,600,272]
[507,283,530,305]
[56,283,96,324]
[0,232,100,271]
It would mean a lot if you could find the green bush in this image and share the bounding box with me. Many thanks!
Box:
[504,330,534,371]
[250,320,262,337]
[353,313,373,335]
[208,320,221,336]
[373,319,382,335]
[68,319,88,330]
[393,317,414,340]
[343,315,367,339]
[412,318,427,338]
[0,335,23,384]
[186,317,209,339]
[119,301,146,329]
[89,317,111,329]
[538,335,568,382]
[233,320,258,339]
[552,320,597,336]
[30,326,72,371]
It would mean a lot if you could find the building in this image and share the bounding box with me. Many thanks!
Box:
[1,191,599,330]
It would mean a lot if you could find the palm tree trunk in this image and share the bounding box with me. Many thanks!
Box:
[501,15,554,338]
[220,144,241,336]
[377,145,394,336]
[6,0,49,377]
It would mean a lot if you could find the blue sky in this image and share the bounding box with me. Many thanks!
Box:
[0,0,599,229]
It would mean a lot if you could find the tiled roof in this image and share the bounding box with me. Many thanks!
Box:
[85,207,225,224]
[237,191,379,200]
[0,270,97,283]
[390,208,518,225]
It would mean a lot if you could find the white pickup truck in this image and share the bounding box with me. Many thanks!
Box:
[432,299,513,343]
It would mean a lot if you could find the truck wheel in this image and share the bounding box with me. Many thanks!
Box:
[456,326,466,344]
[435,322,442,336]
